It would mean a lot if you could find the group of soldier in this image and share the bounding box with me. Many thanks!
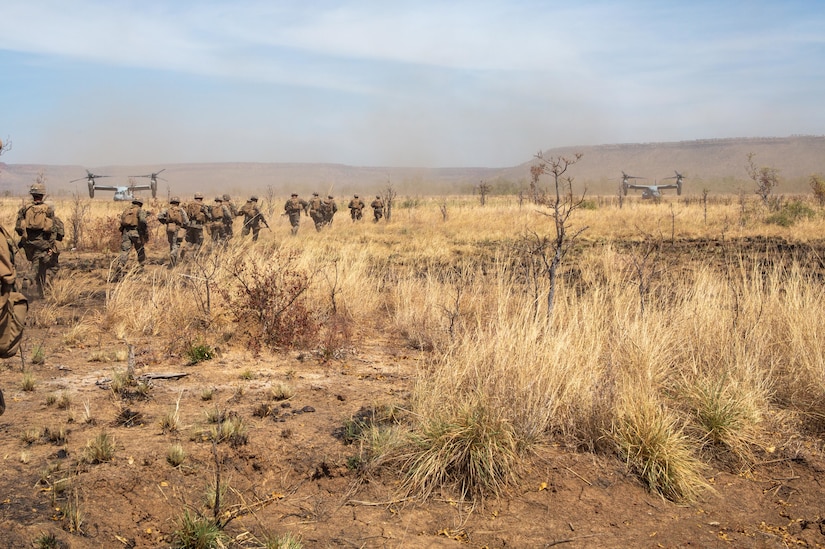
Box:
[12,183,389,294]
[117,193,268,275]
[285,192,386,234]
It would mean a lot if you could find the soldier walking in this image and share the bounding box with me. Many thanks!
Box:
[15,182,65,297]
[209,196,232,244]
[183,192,212,256]
[116,197,149,278]
[283,193,308,235]
[322,195,338,226]
[308,192,325,231]
[348,194,365,222]
[157,196,189,267]
[371,195,384,223]
[222,194,239,240]
[241,196,268,241]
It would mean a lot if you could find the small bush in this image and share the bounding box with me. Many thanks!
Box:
[397,401,519,500]
[34,531,65,549]
[31,345,46,365]
[21,372,36,392]
[612,399,709,502]
[171,511,227,549]
[166,443,186,467]
[186,343,215,365]
[222,251,319,350]
[44,426,68,446]
[83,431,116,464]
[765,200,816,227]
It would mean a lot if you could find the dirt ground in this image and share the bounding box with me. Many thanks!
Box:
[2,240,825,549]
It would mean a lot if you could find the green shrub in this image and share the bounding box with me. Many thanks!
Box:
[186,343,215,365]
[765,200,816,227]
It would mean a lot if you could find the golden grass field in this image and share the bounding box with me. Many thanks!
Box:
[2,191,825,548]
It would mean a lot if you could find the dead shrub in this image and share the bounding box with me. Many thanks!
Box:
[222,250,319,350]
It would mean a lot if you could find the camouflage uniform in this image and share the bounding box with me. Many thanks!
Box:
[241,196,267,241]
[371,195,384,223]
[348,195,365,221]
[308,192,325,231]
[183,193,212,255]
[157,196,189,266]
[15,184,64,298]
[322,195,338,226]
[283,193,308,235]
[209,197,232,243]
[222,194,239,240]
[117,198,148,276]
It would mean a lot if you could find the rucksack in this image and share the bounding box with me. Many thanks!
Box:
[23,203,54,233]
[121,205,140,227]
[167,207,184,225]
[0,225,27,359]
[211,204,224,220]
[186,202,207,223]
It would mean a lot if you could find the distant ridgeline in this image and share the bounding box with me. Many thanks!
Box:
[1,136,824,198]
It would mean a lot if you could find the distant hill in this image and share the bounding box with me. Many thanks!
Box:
[1,136,823,199]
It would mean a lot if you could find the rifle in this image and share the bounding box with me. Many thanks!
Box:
[243,213,271,230]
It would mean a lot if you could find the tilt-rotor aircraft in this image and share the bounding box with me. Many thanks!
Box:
[73,169,163,201]
[621,171,684,199]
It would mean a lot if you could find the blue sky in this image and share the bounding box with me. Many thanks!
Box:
[1,1,823,167]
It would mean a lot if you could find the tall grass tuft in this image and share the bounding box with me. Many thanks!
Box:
[611,398,709,502]
[397,399,519,500]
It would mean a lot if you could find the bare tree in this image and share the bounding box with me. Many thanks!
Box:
[382,180,397,222]
[809,174,825,207]
[525,152,586,321]
[628,230,664,318]
[746,152,779,208]
[69,191,91,249]
[0,137,10,157]
[702,188,709,224]
[477,181,491,206]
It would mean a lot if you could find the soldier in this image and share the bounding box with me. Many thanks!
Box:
[157,196,189,267]
[15,182,64,298]
[209,196,232,244]
[308,192,325,231]
[183,192,212,255]
[283,193,308,236]
[371,194,384,223]
[222,194,239,239]
[116,197,149,278]
[348,194,365,222]
[322,195,338,226]
[241,196,268,241]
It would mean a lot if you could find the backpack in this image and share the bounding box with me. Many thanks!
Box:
[167,207,183,226]
[0,225,27,360]
[211,204,224,220]
[121,205,140,227]
[23,203,54,233]
[186,202,207,223]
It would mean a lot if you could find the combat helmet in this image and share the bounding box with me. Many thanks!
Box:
[214,196,223,202]
[222,194,231,201]
[250,195,258,201]
[170,196,181,204]
[29,182,46,196]
[132,197,143,205]
[194,192,204,200]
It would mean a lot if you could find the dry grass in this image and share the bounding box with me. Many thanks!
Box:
[20,193,825,503]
